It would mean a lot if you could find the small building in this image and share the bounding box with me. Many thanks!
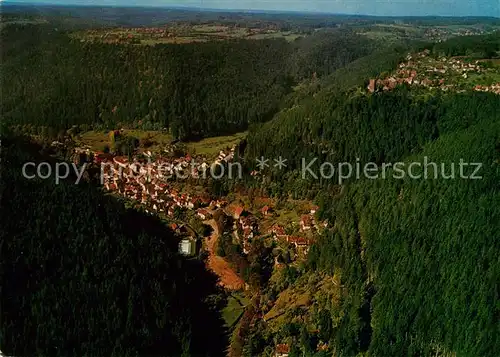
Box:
[367,78,376,93]
[269,225,286,238]
[234,206,245,219]
[178,238,195,256]
[300,215,312,231]
[196,208,211,220]
[113,156,129,168]
[261,205,273,216]
[275,343,290,357]
[286,236,309,248]
[317,341,329,351]
[243,227,254,240]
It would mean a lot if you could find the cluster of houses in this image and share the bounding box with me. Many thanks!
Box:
[266,206,325,258]
[74,142,329,262]
[215,147,236,165]
[75,142,330,261]
[81,24,286,45]
[232,206,260,254]
[81,27,178,43]
[474,83,500,94]
[74,145,235,219]
[424,27,487,42]
[367,50,497,94]
[274,340,328,357]
[227,204,326,256]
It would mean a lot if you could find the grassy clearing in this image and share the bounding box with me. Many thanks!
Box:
[463,71,500,86]
[186,131,247,157]
[247,32,302,42]
[263,288,311,324]
[222,292,249,328]
[77,129,246,157]
[77,131,110,151]
[77,130,173,152]
[373,23,422,33]
[192,25,230,33]
[357,30,403,43]
[273,209,300,228]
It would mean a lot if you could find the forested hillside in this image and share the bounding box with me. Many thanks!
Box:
[309,117,499,357]
[0,136,227,356]
[239,92,500,357]
[1,24,377,140]
[237,33,500,357]
[431,30,500,57]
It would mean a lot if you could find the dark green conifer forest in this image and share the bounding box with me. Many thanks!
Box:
[1,137,229,357]
[237,34,500,357]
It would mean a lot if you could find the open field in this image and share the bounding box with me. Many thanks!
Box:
[357,23,500,43]
[77,130,246,157]
[72,24,303,45]
[222,292,250,328]
[77,130,173,152]
[187,131,247,157]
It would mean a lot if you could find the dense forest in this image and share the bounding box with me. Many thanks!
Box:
[235,34,500,357]
[431,30,500,57]
[308,112,500,357]
[241,108,500,356]
[0,135,228,356]
[1,24,378,140]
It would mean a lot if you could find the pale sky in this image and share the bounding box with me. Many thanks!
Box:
[7,0,500,17]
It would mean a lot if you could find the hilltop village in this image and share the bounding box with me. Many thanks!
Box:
[367,49,500,94]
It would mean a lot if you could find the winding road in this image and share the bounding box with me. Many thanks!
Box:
[204,219,245,291]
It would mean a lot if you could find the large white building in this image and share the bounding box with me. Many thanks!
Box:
[178,238,195,256]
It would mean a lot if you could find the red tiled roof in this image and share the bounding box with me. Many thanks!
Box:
[276,344,290,354]
[197,208,210,216]
[287,236,309,246]
[234,206,244,217]
[301,215,312,226]
[270,225,286,236]
[114,156,128,165]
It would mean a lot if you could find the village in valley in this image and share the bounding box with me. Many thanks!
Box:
[67,131,328,295]
[61,45,500,303]
[39,40,500,355]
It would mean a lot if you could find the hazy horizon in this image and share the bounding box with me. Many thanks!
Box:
[4,0,500,18]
